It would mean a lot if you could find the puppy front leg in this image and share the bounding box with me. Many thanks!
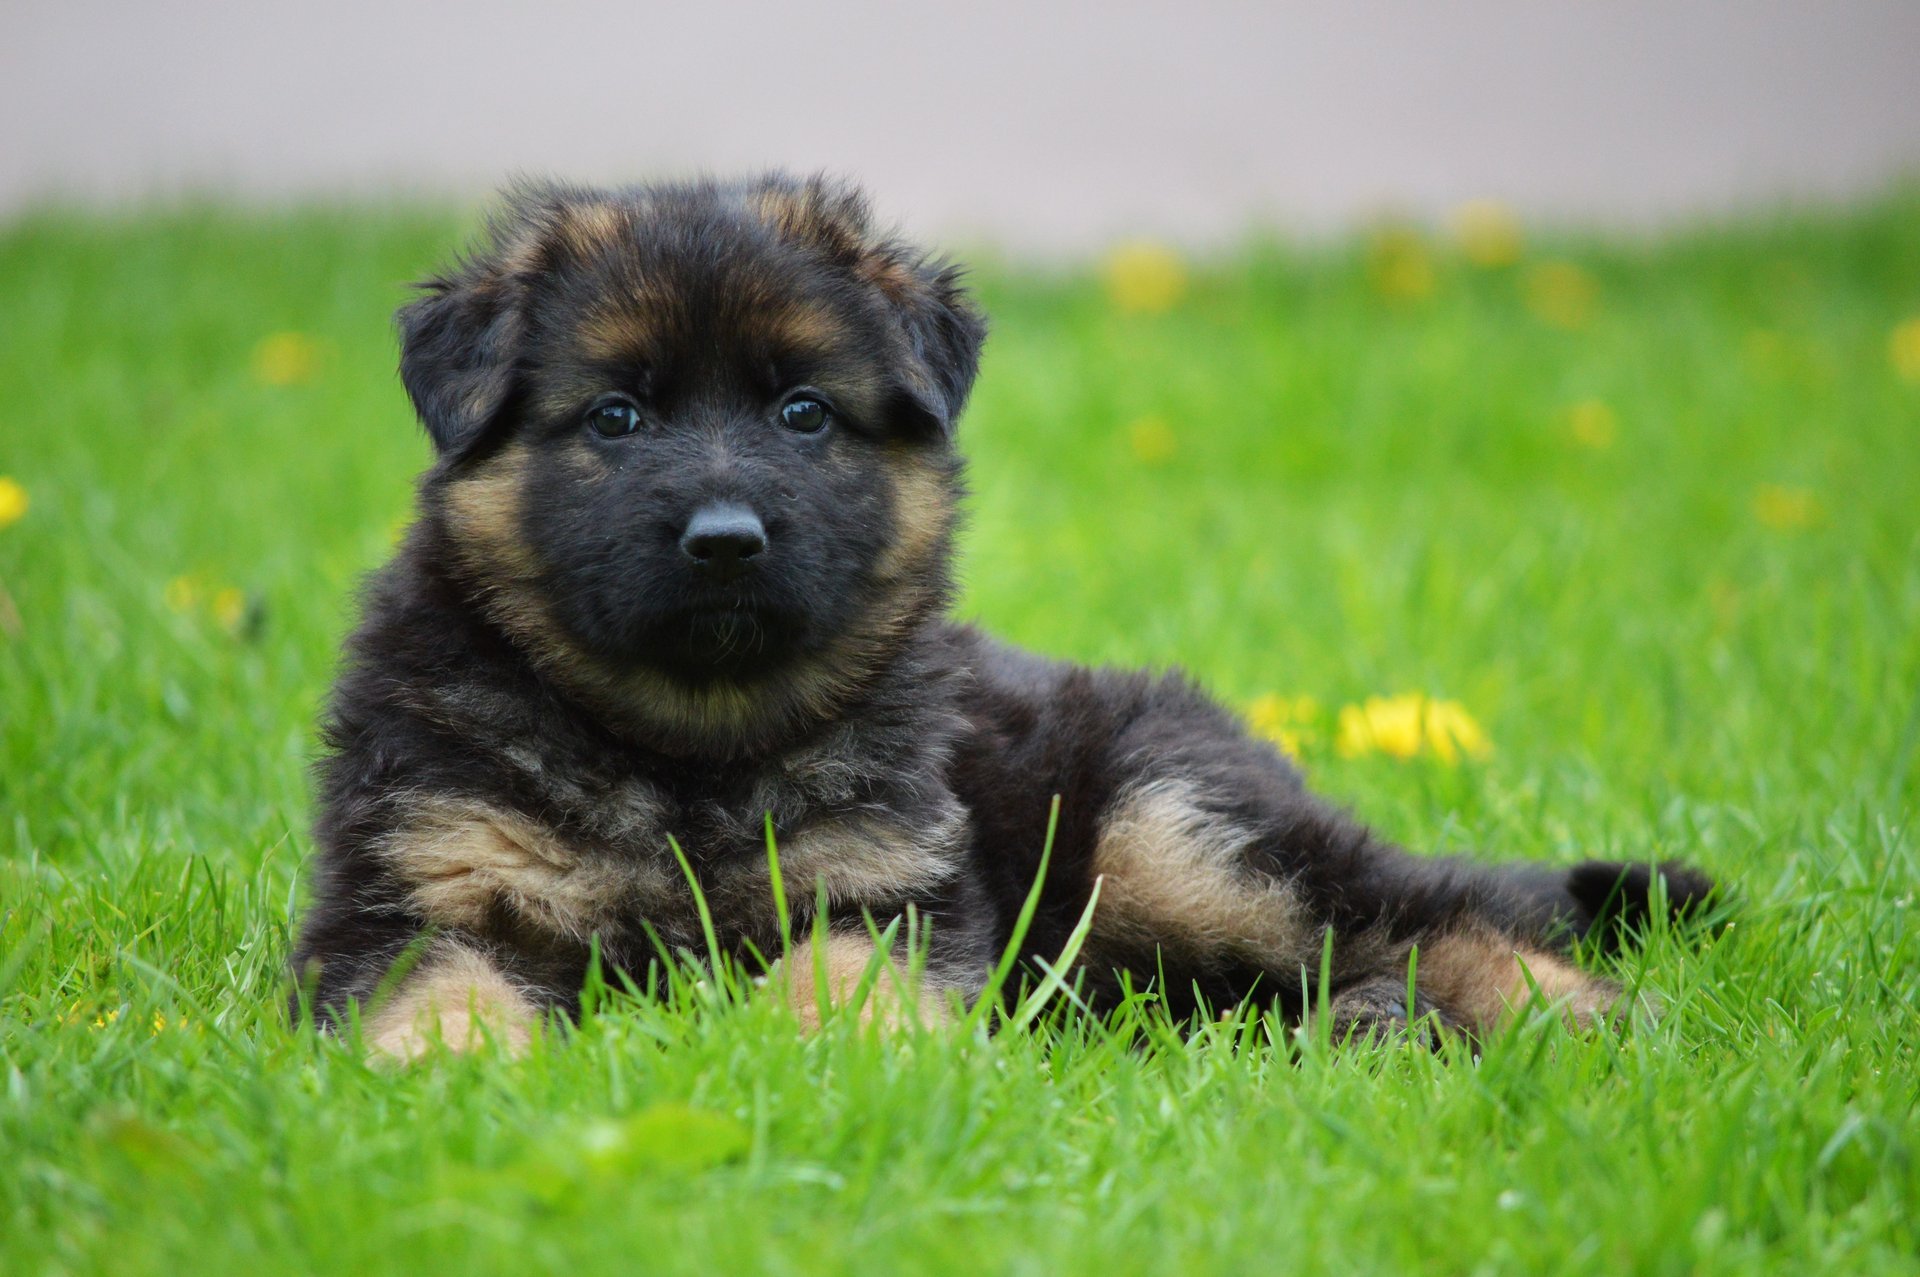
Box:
[776,930,952,1032]
[364,938,540,1061]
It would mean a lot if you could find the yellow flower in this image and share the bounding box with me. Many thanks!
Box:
[1523,261,1597,330]
[91,1008,121,1030]
[1752,484,1822,531]
[1102,241,1188,314]
[1422,700,1493,762]
[1890,317,1920,382]
[0,476,27,529]
[1335,694,1492,764]
[164,574,203,615]
[1246,694,1321,758]
[211,587,248,634]
[1365,227,1436,303]
[1565,400,1618,451]
[166,574,253,633]
[252,331,324,386]
[1452,200,1523,268]
[1337,697,1422,760]
[1128,416,1178,464]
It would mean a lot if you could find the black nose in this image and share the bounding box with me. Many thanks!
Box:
[679,503,767,582]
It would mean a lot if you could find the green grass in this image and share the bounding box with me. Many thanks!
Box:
[3,194,1919,1275]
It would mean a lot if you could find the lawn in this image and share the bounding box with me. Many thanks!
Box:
[2,193,1917,1275]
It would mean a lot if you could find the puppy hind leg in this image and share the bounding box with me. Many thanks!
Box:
[1410,929,1622,1035]
[1323,975,1456,1049]
[1282,845,1627,1038]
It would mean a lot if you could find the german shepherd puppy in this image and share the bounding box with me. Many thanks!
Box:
[290,175,1711,1057]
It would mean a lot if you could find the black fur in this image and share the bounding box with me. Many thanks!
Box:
[290,174,1715,1040]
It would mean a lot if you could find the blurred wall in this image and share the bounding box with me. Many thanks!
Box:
[6,0,1919,249]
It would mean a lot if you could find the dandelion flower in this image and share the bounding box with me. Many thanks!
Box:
[1523,261,1597,330]
[1890,317,1920,383]
[1452,200,1523,268]
[1337,697,1424,760]
[1565,400,1618,451]
[1102,241,1187,314]
[1336,694,1492,764]
[1365,227,1436,303]
[0,476,27,529]
[1420,700,1493,763]
[211,587,247,634]
[1246,694,1321,759]
[1128,416,1178,464]
[164,574,203,615]
[252,331,323,386]
[1752,484,1822,531]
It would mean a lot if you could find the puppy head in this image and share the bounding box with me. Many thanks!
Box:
[399,176,986,757]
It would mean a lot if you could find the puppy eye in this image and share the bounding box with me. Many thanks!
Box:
[780,398,831,434]
[586,402,642,438]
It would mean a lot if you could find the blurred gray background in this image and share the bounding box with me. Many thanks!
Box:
[6,0,1919,250]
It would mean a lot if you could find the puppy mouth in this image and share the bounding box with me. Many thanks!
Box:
[646,601,808,682]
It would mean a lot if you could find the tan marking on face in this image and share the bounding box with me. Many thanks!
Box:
[365,941,538,1061]
[379,798,669,941]
[576,306,659,364]
[776,930,951,1033]
[873,450,954,585]
[442,442,535,572]
[439,443,599,678]
[1416,931,1619,1031]
[1091,780,1316,969]
[760,299,852,356]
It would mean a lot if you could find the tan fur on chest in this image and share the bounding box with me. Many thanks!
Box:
[761,807,968,908]
[380,798,675,940]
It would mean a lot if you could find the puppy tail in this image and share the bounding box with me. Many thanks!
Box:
[1562,859,1718,952]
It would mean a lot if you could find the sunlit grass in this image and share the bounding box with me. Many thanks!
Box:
[2,193,1918,1274]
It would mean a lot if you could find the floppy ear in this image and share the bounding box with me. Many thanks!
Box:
[396,260,527,461]
[884,260,988,440]
[747,174,987,438]
[398,186,581,459]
